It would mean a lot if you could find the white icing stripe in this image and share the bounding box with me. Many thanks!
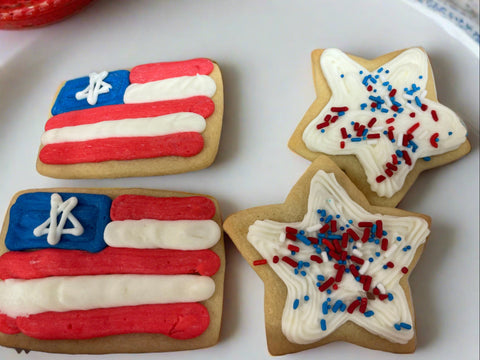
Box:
[104,219,221,250]
[124,75,216,103]
[40,112,206,145]
[0,274,215,317]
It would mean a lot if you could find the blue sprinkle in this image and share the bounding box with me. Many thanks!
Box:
[326,289,332,294]
[415,96,422,107]
[316,282,321,287]
[345,268,350,273]
[291,251,296,256]
[381,108,389,113]
[419,75,423,79]
[301,271,307,276]
[382,81,389,86]
[338,111,345,116]
[325,215,333,223]
[398,107,404,113]
[360,103,368,110]
[400,322,412,330]
[348,219,353,224]
[375,252,381,257]
[322,301,329,315]
[377,67,384,73]
[394,323,402,331]
[364,311,374,317]
[351,137,362,142]
[388,84,392,90]
[397,236,402,241]
[296,234,312,246]
[320,209,327,217]
[304,295,310,301]
[423,157,431,161]
[297,261,303,269]
[294,269,299,274]
[388,293,394,301]
[304,262,310,268]
[293,299,300,310]
[336,214,341,219]
[448,131,453,136]
[355,276,361,281]
[299,230,305,235]
[382,230,388,236]
[369,257,374,262]
[320,319,327,331]
[396,150,403,157]
[340,303,347,312]
[374,74,380,79]
[359,70,364,74]
[341,74,345,78]
[340,226,345,231]
[386,70,390,74]
[332,300,344,313]
[383,265,388,269]
[317,275,325,281]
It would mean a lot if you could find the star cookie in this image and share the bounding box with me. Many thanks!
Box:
[224,156,431,355]
[288,48,470,207]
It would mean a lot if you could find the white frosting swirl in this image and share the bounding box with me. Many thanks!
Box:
[247,170,430,344]
[302,48,467,197]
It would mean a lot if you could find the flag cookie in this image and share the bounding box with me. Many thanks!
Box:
[36,58,224,178]
[0,188,224,354]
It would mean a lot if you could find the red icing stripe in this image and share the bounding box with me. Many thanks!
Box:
[0,247,220,280]
[130,58,214,83]
[9,303,209,340]
[0,314,19,334]
[45,96,215,130]
[39,132,204,164]
[111,195,216,221]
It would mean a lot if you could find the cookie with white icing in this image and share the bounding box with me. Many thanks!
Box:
[36,58,224,178]
[0,188,224,354]
[224,155,431,354]
[288,48,470,207]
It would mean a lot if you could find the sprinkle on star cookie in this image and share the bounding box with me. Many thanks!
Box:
[288,48,470,207]
[224,156,431,355]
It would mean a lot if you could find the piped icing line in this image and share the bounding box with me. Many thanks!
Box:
[0,247,221,279]
[41,112,207,145]
[75,71,112,106]
[39,132,205,164]
[124,75,216,104]
[130,58,214,83]
[1,303,210,340]
[0,274,215,318]
[104,219,221,250]
[110,195,216,221]
[302,48,468,198]
[45,96,215,131]
[247,170,429,345]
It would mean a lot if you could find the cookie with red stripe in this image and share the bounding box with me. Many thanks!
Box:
[36,58,224,178]
[224,156,431,355]
[0,188,225,354]
[288,48,470,207]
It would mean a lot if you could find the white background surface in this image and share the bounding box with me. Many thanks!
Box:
[0,1,478,359]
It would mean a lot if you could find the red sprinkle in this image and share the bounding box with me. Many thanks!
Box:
[329,251,341,261]
[324,114,332,122]
[386,261,395,268]
[286,233,297,241]
[287,244,300,253]
[371,102,377,108]
[430,132,439,148]
[346,229,360,241]
[385,169,394,177]
[285,227,297,234]
[401,267,409,274]
[385,117,395,124]
[367,117,377,128]
[359,297,368,313]
[310,255,323,264]
[431,110,439,121]
[375,220,383,238]
[340,127,348,139]
[253,259,268,266]
[373,287,380,296]
[367,85,373,91]
[421,104,428,111]
[347,299,361,313]
[318,277,335,292]
[281,256,298,268]
[381,238,389,251]
[272,256,279,264]
[361,228,371,243]
[333,240,342,253]
[402,150,412,166]
[330,220,337,233]
[322,239,336,252]
[389,89,397,97]
[358,222,373,227]
[392,154,398,164]
[350,256,365,265]
[376,175,386,183]
[407,122,420,134]
[367,133,380,139]
[335,265,346,282]
[331,106,348,112]
[340,141,345,149]
[391,105,399,112]
[349,264,360,278]
[332,284,339,290]
[341,233,349,248]
[316,121,329,130]
[409,112,416,118]
[330,115,339,123]
[378,294,389,301]
[386,162,398,171]
[319,224,330,234]
[308,237,319,245]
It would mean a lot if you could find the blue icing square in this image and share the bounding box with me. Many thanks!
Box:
[5,192,112,253]
[51,70,130,115]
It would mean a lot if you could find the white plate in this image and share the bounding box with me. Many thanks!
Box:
[0,1,478,359]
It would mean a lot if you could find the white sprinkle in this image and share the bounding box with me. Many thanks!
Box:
[403,93,414,101]
[359,261,370,275]
[321,252,329,263]
[306,224,322,233]
[279,232,286,243]
[352,249,363,257]
[377,283,386,294]
[383,244,398,258]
